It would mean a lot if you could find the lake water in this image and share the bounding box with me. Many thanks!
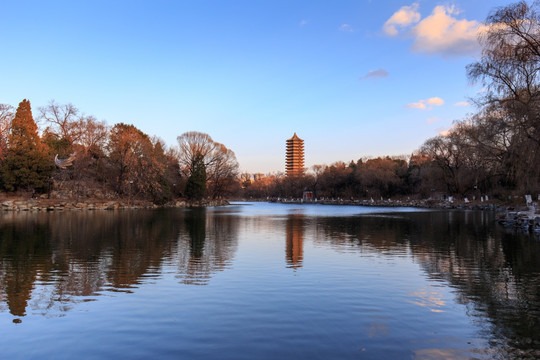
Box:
[0,202,539,359]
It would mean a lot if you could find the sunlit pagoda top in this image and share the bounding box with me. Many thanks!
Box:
[288,132,302,141]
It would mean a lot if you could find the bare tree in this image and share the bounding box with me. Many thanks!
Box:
[0,104,14,160]
[309,164,325,198]
[77,115,109,153]
[107,123,165,197]
[176,132,219,175]
[176,131,239,199]
[39,100,82,144]
[466,1,540,191]
[207,143,239,198]
[468,1,540,142]
[421,132,472,195]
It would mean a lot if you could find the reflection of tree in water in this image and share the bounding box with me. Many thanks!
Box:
[175,208,238,285]
[104,210,181,289]
[286,214,304,269]
[0,215,51,317]
[0,209,186,319]
[315,211,540,359]
[185,208,206,259]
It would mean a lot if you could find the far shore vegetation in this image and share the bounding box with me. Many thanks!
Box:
[1,1,539,206]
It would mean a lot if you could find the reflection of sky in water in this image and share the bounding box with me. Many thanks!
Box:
[408,286,447,313]
[226,201,430,217]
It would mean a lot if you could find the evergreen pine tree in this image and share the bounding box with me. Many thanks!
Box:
[1,99,53,192]
[184,154,206,201]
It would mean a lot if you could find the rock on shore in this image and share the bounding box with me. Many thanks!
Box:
[497,208,540,234]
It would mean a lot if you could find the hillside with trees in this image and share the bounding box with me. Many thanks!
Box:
[0,100,239,205]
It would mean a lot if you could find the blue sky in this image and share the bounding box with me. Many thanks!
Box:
[0,0,512,173]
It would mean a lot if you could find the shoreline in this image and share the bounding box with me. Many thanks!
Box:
[0,197,229,211]
[239,197,506,211]
[238,198,540,235]
[2,196,538,235]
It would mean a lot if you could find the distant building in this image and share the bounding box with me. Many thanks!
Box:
[303,190,313,202]
[285,133,304,176]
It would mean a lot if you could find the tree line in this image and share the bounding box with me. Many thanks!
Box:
[241,156,428,200]
[243,2,540,202]
[0,100,239,203]
[421,1,540,198]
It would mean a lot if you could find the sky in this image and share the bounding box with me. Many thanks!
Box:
[0,0,513,174]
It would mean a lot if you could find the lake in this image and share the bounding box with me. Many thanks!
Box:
[0,202,539,359]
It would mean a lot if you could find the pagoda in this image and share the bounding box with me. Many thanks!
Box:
[285,133,304,176]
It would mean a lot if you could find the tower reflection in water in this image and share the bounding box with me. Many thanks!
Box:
[285,214,304,269]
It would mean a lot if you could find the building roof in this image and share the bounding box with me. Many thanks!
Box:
[288,132,302,141]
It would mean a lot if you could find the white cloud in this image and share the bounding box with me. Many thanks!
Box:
[406,101,426,109]
[426,97,444,106]
[300,20,308,26]
[436,127,452,136]
[360,68,389,80]
[427,117,439,124]
[383,4,484,57]
[453,101,470,107]
[437,122,464,136]
[339,24,355,32]
[412,5,482,56]
[383,3,420,36]
[406,97,444,110]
